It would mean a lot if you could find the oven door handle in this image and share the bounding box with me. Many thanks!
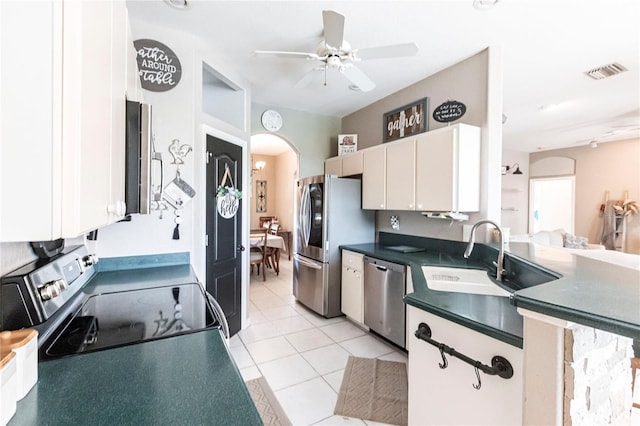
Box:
[206,291,230,339]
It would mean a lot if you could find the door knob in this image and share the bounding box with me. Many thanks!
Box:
[237,245,245,252]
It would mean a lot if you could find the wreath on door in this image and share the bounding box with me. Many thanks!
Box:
[216,164,242,219]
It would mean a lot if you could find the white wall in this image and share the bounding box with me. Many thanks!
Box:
[530,138,640,253]
[501,149,530,235]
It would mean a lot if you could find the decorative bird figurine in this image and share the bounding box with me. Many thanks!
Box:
[168,139,192,165]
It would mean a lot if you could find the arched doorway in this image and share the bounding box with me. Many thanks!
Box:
[249,133,299,233]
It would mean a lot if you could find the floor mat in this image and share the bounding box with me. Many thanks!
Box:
[334,356,408,426]
[246,376,292,426]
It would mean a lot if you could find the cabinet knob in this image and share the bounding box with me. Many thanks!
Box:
[417,204,423,209]
[409,204,414,209]
[380,204,384,208]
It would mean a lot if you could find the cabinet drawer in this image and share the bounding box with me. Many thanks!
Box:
[341,250,363,270]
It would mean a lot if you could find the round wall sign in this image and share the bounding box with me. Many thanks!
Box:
[217,193,239,219]
[261,109,283,131]
[433,100,467,123]
[133,39,182,92]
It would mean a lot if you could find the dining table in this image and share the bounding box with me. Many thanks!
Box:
[250,232,287,274]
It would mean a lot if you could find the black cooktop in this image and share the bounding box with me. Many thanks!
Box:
[44,283,217,358]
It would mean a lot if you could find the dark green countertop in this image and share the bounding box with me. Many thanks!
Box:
[505,243,640,339]
[10,329,261,426]
[341,241,525,348]
[342,232,640,347]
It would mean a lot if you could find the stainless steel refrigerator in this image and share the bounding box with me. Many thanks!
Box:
[293,175,375,317]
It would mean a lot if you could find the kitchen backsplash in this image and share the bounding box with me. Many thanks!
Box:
[375,210,483,242]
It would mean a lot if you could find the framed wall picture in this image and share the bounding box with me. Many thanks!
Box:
[383,97,429,143]
[256,180,267,213]
[338,134,358,156]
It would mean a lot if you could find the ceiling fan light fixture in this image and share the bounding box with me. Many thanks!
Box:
[163,0,188,9]
[348,84,361,91]
[473,0,499,10]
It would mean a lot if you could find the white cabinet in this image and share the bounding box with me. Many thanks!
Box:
[362,145,386,209]
[341,250,365,324]
[0,0,133,242]
[407,306,523,425]
[358,123,480,212]
[385,138,416,210]
[341,151,363,176]
[324,156,342,176]
[416,123,481,212]
[324,151,363,177]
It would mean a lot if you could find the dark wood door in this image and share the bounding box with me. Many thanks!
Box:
[206,135,243,336]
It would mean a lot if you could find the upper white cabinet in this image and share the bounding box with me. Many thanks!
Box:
[0,0,134,242]
[416,124,480,212]
[385,138,416,210]
[362,145,386,209]
[324,151,363,177]
[359,123,480,212]
[324,156,342,176]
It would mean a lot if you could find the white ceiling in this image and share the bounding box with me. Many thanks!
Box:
[127,0,640,154]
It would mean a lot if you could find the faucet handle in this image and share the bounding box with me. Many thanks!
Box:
[492,261,506,276]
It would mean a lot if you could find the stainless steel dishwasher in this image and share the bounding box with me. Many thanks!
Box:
[363,256,406,348]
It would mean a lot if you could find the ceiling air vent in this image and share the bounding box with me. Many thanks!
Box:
[584,63,628,80]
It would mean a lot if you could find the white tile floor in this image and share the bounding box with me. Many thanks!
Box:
[229,258,406,426]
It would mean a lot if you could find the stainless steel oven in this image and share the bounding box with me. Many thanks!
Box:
[0,245,228,360]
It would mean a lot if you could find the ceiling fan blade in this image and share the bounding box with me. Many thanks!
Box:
[355,42,419,60]
[253,50,320,60]
[340,65,376,92]
[322,10,345,49]
[294,66,325,89]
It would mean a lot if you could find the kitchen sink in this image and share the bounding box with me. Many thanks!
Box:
[422,266,511,297]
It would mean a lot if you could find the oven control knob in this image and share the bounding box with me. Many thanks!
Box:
[38,279,66,301]
[82,254,99,267]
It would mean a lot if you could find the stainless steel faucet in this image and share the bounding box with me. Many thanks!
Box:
[463,219,506,281]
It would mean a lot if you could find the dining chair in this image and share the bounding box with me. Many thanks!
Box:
[250,229,268,281]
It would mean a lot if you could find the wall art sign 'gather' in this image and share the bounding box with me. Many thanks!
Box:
[133,39,182,92]
[383,97,429,143]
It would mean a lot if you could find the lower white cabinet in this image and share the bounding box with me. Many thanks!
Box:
[341,250,364,324]
[407,305,523,425]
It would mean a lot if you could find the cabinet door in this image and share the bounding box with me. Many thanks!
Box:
[415,129,455,211]
[362,145,386,209]
[0,1,62,241]
[407,306,523,425]
[385,139,416,210]
[341,151,363,176]
[341,250,364,324]
[324,156,342,176]
[61,1,127,236]
[125,12,143,102]
[416,125,480,212]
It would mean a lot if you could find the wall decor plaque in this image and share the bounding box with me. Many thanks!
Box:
[338,134,358,156]
[433,100,467,123]
[133,39,182,92]
[383,97,429,143]
[256,180,267,213]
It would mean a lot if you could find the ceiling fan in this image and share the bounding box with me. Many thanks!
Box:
[253,10,419,92]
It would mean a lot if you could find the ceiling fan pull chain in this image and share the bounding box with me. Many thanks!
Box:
[324,66,327,86]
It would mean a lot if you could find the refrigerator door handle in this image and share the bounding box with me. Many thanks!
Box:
[301,185,311,246]
[294,254,323,270]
